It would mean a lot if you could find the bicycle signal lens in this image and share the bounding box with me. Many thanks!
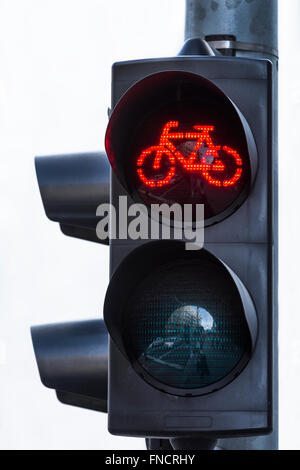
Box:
[136,121,243,189]
[105,71,256,225]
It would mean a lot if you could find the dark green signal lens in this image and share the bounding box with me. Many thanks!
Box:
[123,256,251,393]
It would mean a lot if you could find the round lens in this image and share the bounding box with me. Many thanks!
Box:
[105,71,255,225]
[123,255,251,393]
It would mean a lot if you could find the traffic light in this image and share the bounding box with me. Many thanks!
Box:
[103,38,275,444]
[32,151,110,413]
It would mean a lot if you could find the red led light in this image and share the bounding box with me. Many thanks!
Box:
[136,121,243,188]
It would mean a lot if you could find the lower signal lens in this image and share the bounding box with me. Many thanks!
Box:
[123,253,252,394]
[105,72,256,225]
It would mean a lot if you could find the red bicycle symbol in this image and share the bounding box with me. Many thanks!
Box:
[136,121,243,188]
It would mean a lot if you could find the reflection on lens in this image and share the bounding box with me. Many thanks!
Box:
[123,255,251,391]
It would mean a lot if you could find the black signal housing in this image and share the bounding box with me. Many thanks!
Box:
[105,55,274,440]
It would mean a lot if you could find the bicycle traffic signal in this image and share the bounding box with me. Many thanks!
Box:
[104,40,275,444]
[32,152,110,413]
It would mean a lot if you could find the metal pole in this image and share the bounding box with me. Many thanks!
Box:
[184,0,278,451]
[185,0,278,62]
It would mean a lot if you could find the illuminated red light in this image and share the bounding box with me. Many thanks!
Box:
[136,121,243,188]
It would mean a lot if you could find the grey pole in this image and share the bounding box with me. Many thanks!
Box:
[185,0,278,62]
[184,0,278,451]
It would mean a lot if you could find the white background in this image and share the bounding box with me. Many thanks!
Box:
[0,0,298,450]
